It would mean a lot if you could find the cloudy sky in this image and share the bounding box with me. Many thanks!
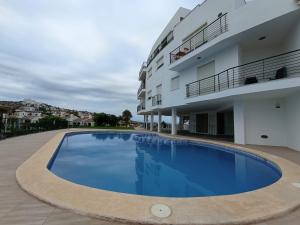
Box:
[0,0,201,119]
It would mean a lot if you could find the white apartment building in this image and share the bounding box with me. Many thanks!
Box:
[137,0,300,150]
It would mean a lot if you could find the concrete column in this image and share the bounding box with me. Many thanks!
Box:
[150,112,154,131]
[179,116,183,130]
[171,108,177,135]
[234,101,246,144]
[158,110,162,133]
[145,115,148,130]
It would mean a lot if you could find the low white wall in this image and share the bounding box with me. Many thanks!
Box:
[234,101,246,144]
[243,98,287,147]
[286,93,300,151]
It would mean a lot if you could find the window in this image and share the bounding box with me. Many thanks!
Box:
[197,61,215,80]
[147,68,152,79]
[166,31,174,42]
[156,56,164,70]
[156,84,162,95]
[171,76,180,91]
[147,90,152,100]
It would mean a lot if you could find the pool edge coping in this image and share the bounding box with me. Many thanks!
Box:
[16,129,300,225]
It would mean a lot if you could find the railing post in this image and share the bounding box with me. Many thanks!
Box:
[186,84,189,98]
[227,70,230,89]
[214,76,216,92]
[218,74,220,91]
[262,60,265,80]
[220,16,222,34]
[232,69,235,88]
[198,81,201,96]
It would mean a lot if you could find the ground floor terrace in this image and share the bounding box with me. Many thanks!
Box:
[142,88,300,152]
[1,130,300,224]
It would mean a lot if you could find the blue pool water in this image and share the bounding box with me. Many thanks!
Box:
[48,132,281,197]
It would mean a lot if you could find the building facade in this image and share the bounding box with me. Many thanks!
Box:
[137,0,300,150]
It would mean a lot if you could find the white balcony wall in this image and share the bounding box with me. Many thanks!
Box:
[283,17,300,52]
[165,45,240,107]
[140,0,300,115]
[172,0,244,45]
[240,44,284,65]
[229,0,299,38]
[286,93,300,150]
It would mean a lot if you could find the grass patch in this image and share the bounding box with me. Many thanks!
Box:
[87,126,134,130]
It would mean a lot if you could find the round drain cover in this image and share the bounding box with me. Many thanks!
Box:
[292,182,300,188]
[150,204,171,218]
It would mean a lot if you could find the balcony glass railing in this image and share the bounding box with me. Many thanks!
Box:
[137,102,145,112]
[139,62,147,77]
[170,13,228,64]
[152,94,162,106]
[147,31,174,66]
[186,49,300,98]
[137,83,146,96]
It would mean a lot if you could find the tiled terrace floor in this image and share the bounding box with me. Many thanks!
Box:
[0,130,299,225]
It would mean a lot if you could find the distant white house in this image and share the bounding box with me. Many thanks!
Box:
[14,107,42,124]
[137,0,300,150]
[73,118,95,127]
[66,114,79,126]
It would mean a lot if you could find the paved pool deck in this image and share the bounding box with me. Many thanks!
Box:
[0,130,300,225]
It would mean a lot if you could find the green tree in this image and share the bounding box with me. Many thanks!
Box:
[93,113,108,126]
[107,114,118,127]
[37,116,68,130]
[122,110,132,126]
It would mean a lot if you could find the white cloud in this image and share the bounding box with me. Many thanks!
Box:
[0,0,201,119]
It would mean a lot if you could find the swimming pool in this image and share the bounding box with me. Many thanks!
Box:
[48,132,281,198]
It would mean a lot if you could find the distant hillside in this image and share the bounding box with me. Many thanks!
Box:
[0,99,91,114]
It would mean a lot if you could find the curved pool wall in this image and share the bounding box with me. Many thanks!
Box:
[47,132,282,198]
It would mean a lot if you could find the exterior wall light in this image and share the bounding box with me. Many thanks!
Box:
[258,36,266,41]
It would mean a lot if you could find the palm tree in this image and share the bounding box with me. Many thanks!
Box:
[122,110,132,126]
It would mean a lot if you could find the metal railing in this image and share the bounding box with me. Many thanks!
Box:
[170,13,228,64]
[147,31,174,66]
[137,82,146,96]
[186,49,300,98]
[137,102,145,112]
[152,94,162,106]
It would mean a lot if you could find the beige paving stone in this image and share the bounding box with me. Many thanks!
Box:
[0,129,299,225]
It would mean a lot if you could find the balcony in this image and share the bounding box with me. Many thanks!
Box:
[147,31,173,66]
[152,94,162,107]
[138,62,147,81]
[170,13,228,64]
[137,102,145,112]
[186,49,300,98]
[137,82,146,98]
